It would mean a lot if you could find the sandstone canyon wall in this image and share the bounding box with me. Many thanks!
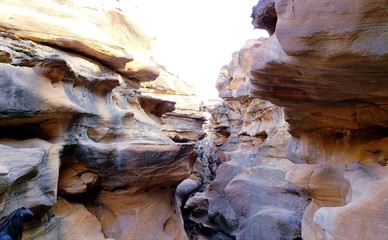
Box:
[185,0,388,239]
[184,38,309,240]
[1,0,387,240]
[0,1,204,239]
[251,0,388,239]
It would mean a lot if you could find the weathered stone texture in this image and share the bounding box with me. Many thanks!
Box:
[248,0,388,239]
[185,0,388,239]
[250,0,388,132]
[140,68,206,143]
[0,0,159,81]
[184,39,308,240]
[0,1,203,239]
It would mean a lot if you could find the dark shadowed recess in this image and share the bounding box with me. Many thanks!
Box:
[0,124,50,140]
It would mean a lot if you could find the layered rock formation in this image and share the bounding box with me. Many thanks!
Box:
[140,67,206,143]
[185,0,387,239]
[139,66,207,212]
[0,1,203,239]
[253,0,387,239]
[1,0,387,239]
[184,39,309,239]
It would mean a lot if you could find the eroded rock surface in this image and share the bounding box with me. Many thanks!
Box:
[1,0,386,239]
[248,0,388,239]
[185,1,387,238]
[250,0,388,133]
[184,39,308,239]
[141,68,206,143]
[0,1,203,239]
[0,0,159,81]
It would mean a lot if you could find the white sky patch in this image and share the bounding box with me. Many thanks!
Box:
[130,0,269,100]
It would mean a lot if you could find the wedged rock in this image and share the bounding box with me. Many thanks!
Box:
[176,178,200,208]
[186,161,248,237]
[238,209,302,240]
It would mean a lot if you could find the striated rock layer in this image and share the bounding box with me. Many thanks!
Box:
[140,66,206,143]
[0,1,204,239]
[250,0,388,133]
[248,0,388,239]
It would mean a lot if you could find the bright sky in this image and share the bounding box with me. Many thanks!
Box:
[133,0,268,100]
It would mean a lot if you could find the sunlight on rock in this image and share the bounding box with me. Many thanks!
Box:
[0,0,387,239]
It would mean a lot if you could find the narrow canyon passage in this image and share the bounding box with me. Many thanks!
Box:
[0,0,387,240]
